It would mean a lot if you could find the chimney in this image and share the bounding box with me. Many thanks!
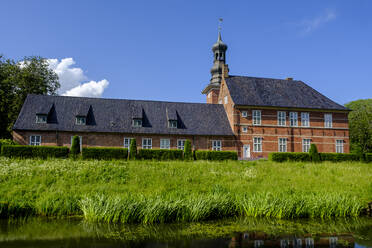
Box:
[286,77,293,81]
[223,64,229,78]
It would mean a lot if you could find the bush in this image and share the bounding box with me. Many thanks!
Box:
[137,149,183,160]
[82,147,128,160]
[365,153,372,163]
[309,144,320,162]
[269,152,311,162]
[70,136,80,158]
[183,140,193,160]
[0,139,16,150]
[194,150,238,161]
[1,145,69,158]
[320,153,360,162]
[129,139,137,160]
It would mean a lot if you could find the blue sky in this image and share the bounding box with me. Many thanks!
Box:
[1,0,371,105]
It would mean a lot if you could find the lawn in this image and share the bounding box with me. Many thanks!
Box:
[0,157,371,223]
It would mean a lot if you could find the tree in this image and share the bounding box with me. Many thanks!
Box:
[183,140,193,160]
[70,136,80,159]
[309,144,320,163]
[0,55,59,138]
[129,139,137,160]
[345,99,372,154]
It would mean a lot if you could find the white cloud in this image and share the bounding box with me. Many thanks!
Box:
[299,9,337,34]
[62,79,109,98]
[46,58,109,97]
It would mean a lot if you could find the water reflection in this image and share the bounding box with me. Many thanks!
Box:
[0,217,370,247]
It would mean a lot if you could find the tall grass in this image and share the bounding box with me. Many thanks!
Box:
[0,157,371,223]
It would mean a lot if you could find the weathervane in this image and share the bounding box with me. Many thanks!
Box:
[218,18,223,32]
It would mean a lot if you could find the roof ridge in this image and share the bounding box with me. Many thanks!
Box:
[228,75,302,82]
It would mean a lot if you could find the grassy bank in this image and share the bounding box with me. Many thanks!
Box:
[0,157,371,223]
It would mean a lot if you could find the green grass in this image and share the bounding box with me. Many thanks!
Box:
[0,157,371,223]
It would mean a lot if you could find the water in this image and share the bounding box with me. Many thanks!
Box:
[0,217,371,247]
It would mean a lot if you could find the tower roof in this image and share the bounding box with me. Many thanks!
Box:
[212,31,227,51]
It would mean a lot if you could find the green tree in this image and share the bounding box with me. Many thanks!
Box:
[70,136,80,159]
[309,144,320,163]
[345,99,372,154]
[0,55,59,138]
[183,140,193,160]
[129,139,137,160]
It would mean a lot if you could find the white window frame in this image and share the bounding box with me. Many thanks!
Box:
[75,116,86,125]
[241,111,248,118]
[212,140,222,151]
[177,139,186,150]
[290,112,298,127]
[29,135,41,146]
[218,100,222,104]
[252,110,261,125]
[277,111,286,126]
[160,138,170,149]
[70,136,83,151]
[253,137,262,152]
[224,95,228,104]
[132,119,142,127]
[242,126,248,133]
[168,120,177,128]
[124,137,132,148]
[336,140,344,153]
[36,114,47,124]
[278,138,287,152]
[301,112,310,127]
[142,138,152,149]
[302,139,311,153]
[324,114,332,128]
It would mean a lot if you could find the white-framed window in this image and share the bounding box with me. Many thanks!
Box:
[324,114,332,128]
[242,126,248,133]
[302,139,311,152]
[177,139,186,150]
[70,136,83,151]
[168,120,177,128]
[242,111,248,118]
[142,138,152,149]
[278,138,287,152]
[218,100,222,104]
[36,114,47,123]
[253,137,262,152]
[75,116,86,125]
[124,137,132,148]
[160,139,170,149]
[277,111,286,126]
[290,112,298,127]
[336,140,344,153]
[133,119,142,127]
[212,140,222,151]
[224,95,228,104]
[301,112,310,127]
[29,135,41,146]
[252,110,261,125]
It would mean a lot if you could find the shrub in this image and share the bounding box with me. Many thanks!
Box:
[82,147,128,160]
[70,136,80,158]
[137,149,183,160]
[194,150,238,160]
[269,152,311,162]
[1,145,69,158]
[0,139,16,150]
[365,153,372,163]
[320,153,360,162]
[309,144,320,162]
[129,139,137,160]
[183,140,192,160]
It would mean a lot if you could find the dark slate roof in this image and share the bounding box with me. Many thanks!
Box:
[225,76,348,111]
[13,94,234,136]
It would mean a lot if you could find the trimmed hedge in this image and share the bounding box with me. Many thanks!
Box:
[82,147,128,160]
[269,152,311,162]
[194,150,238,161]
[320,153,360,162]
[1,145,69,159]
[0,139,16,150]
[366,153,372,163]
[138,149,183,160]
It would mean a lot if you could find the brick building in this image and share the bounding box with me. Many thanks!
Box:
[12,31,349,159]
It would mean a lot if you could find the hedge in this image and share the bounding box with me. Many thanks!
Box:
[82,147,128,160]
[0,139,16,150]
[137,149,183,160]
[366,153,372,163]
[1,145,69,159]
[194,150,238,161]
[269,152,311,162]
[320,153,360,162]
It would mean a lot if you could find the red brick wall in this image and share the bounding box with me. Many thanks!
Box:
[206,89,220,104]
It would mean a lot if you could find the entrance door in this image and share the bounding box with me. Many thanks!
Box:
[243,145,250,159]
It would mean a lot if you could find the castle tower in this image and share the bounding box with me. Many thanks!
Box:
[202,27,229,104]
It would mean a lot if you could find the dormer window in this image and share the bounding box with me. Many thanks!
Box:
[76,116,86,125]
[132,118,142,127]
[168,120,177,128]
[36,114,47,123]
